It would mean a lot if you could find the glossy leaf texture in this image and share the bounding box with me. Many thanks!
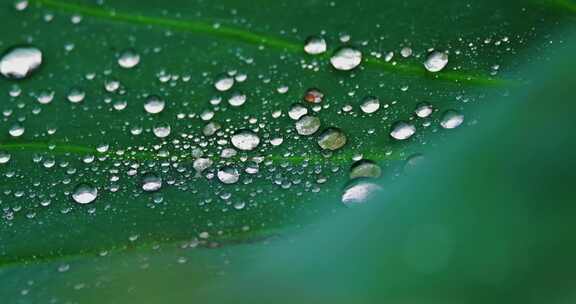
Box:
[0,0,575,302]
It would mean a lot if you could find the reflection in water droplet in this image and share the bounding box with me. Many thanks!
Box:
[342,179,382,207]
[144,95,165,114]
[330,47,362,71]
[72,184,98,204]
[231,130,260,151]
[142,173,162,192]
[440,110,464,129]
[390,121,416,140]
[303,88,324,104]
[0,46,42,79]
[424,51,449,73]
[304,36,327,55]
[118,49,140,69]
[295,115,321,136]
[317,128,347,151]
[218,166,240,184]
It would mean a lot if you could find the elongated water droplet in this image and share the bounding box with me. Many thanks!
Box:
[142,173,162,192]
[288,103,308,120]
[424,51,449,73]
[440,110,464,129]
[72,184,98,204]
[304,36,327,55]
[231,130,260,151]
[0,46,42,79]
[342,179,382,206]
[390,121,416,140]
[153,123,171,138]
[415,102,433,118]
[330,47,362,71]
[317,127,347,151]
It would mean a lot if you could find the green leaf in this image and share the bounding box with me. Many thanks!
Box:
[0,0,574,302]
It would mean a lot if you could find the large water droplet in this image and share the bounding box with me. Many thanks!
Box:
[330,47,362,71]
[415,102,433,118]
[288,103,308,120]
[317,128,347,151]
[142,173,162,192]
[144,95,165,114]
[0,46,42,79]
[72,184,98,204]
[295,115,321,136]
[9,123,25,137]
[440,110,464,129]
[341,179,382,207]
[231,130,260,151]
[153,123,171,138]
[67,88,85,103]
[424,51,449,73]
[0,151,11,164]
[304,36,327,55]
[217,166,240,184]
[214,74,234,92]
[228,92,247,107]
[390,121,416,140]
[118,49,140,69]
[350,160,382,179]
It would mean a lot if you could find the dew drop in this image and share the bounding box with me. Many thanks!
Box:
[118,49,140,69]
[214,74,234,92]
[67,88,86,103]
[330,47,362,71]
[0,151,11,164]
[295,115,321,136]
[304,36,327,55]
[144,95,165,114]
[390,121,416,140]
[153,123,171,138]
[360,96,381,114]
[37,90,54,104]
[72,184,98,204]
[350,160,382,179]
[231,130,260,151]
[217,166,240,184]
[317,127,347,151]
[341,180,382,207]
[424,51,449,73]
[228,92,247,107]
[288,103,308,120]
[415,102,433,118]
[142,173,162,192]
[303,88,324,104]
[0,46,42,79]
[440,110,464,129]
[9,123,25,137]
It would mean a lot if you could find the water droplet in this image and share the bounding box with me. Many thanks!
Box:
[288,103,308,120]
[0,46,42,79]
[142,173,162,192]
[231,130,260,151]
[214,74,234,92]
[202,122,221,136]
[0,151,11,164]
[304,36,327,55]
[360,96,380,114]
[415,102,433,118]
[9,123,25,137]
[350,160,382,179]
[390,121,416,140]
[295,115,321,136]
[153,123,171,138]
[401,47,413,58]
[72,184,98,204]
[330,47,362,71]
[118,49,140,69]
[144,95,165,114]
[342,180,382,206]
[228,92,246,107]
[424,51,449,73]
[37,90,54,104]
[440,110,464,129]
[217,166,240,184]
[67,88,85,103]
[317,128,347,151]
[303,88,324,104]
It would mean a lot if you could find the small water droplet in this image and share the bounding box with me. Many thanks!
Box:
[390,121,416,140]
[0,46,42,79]
[303,88,324,104]
[9,123,25,137]
[118,49,140,69]
[317,127,347,151]
[288,103,308,120]
[144,95,165,114]
[304,36,327,55]
[67,88,85,103]
[360,96,380,114]
[214,74,234,92]
[0,151,11,164]
[142,173,162,192]
[440,110,464,129]
[415,102,433,118]
[330,47,362,71]
[231,130,260,151]
[350,160,382,179]
[295,115,321,136]
[228,92,246,107]
[72,184,98,204]
[153,123,171,138]
[424,51,449,73]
